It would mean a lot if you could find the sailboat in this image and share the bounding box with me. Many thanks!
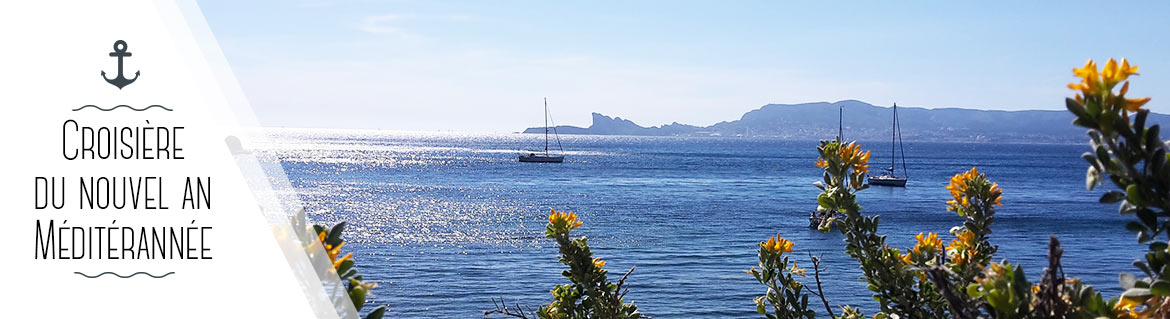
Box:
[519,98,565,163]
[868,103,908,187]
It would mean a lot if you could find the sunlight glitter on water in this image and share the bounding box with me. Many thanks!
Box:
[262,128,1136,318]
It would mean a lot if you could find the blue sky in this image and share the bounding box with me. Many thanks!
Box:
[198,1,1170,132]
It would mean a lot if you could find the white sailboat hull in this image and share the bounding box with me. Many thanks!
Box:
[867,175,907,187]
[518,154,564,163]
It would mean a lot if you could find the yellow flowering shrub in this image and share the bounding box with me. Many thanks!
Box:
[312,222,386,319]
[748,234,815,318]
[812,139,948,317]
[808,138,1113,318]
[1067,58,1170,318]
[291,210,388,319]
[536,209,642,319]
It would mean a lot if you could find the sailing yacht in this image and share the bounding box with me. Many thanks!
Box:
[519,98,565,163]
[867,103,908,187]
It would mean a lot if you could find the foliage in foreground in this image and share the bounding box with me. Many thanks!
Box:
[292,211,387,319]
[488,210,642,319]
[756,58,1163,319]
[491,58,1166,319]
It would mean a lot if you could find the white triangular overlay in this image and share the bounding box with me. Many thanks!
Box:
[0,1,346,317]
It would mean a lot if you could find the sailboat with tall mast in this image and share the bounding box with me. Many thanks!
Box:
[519,98,565,163]
[867,103,908,187]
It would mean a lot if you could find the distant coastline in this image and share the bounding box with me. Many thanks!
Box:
[522,100,1170,143]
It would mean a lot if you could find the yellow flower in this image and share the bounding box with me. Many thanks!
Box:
[1073,59,1098,79]
[816,141,870,176]
[1102,58,1140,85]
[332,252,353,269]
[990,183,1003,206]
[1069,58,1150,113]
[900,251,913,265]
[903,232,943,265]
[947,167,1004,213]
[947,230,975,251]
[761,234,795,256]
[592,257,606,269]
[1102,59,1120,84]
[1069,60,1099,94]
[788,261,807,277]
[548,209,583,232]
[1119,58,1139,76]
[854,150,871,174]
[328,241,346,261]
[1114,295,1147,319]
[837,142,853,160]
[843,142,871,174]
[913,232,943,255]
[1125,97,1152,112]
[356,280,378,297]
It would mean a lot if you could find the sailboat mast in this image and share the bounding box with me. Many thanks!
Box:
[544,98,549,155]
[897,104,908,178]
[891,103,897,174]
[838,104,843,141]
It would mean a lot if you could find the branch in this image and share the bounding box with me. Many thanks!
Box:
[925,266,977,319]
[616,266,635,300]
[484,297,531,319]
[1034,235,1068,317]
[809,253,836,318]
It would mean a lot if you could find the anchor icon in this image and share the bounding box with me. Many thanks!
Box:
[101,40,139,89]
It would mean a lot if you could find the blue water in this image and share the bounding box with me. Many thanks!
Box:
[263,129,1134,318]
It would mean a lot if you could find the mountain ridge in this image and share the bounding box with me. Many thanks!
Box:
[522,100,1169,143]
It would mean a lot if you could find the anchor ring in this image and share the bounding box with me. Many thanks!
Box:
[113,40,128,53]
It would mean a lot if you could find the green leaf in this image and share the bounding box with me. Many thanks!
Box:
[337,259,356,278]
[1123,288,1153,302]
[1152,281,1170,296]
[1081,152,1100,170]
[1138,209,1158,229]
[364,306,387,319]
[327,222,347,246]
[967,284,983,298]
[1136,110,1149,133]
[1147,125,1162,151]
[1152,242,1170,252]
[1086,98,1102,118]
[1066,98,1089,117]
[349,284,368,311]
[1127,184,1145,206]
[817,193,833,210]
[1100,191,1126,203]
[1135,261,1154,277]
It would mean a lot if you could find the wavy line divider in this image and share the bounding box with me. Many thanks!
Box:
[73,271,175,278]
[73,105,173,112]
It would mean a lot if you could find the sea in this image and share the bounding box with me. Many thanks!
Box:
[259,128,1135,318]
